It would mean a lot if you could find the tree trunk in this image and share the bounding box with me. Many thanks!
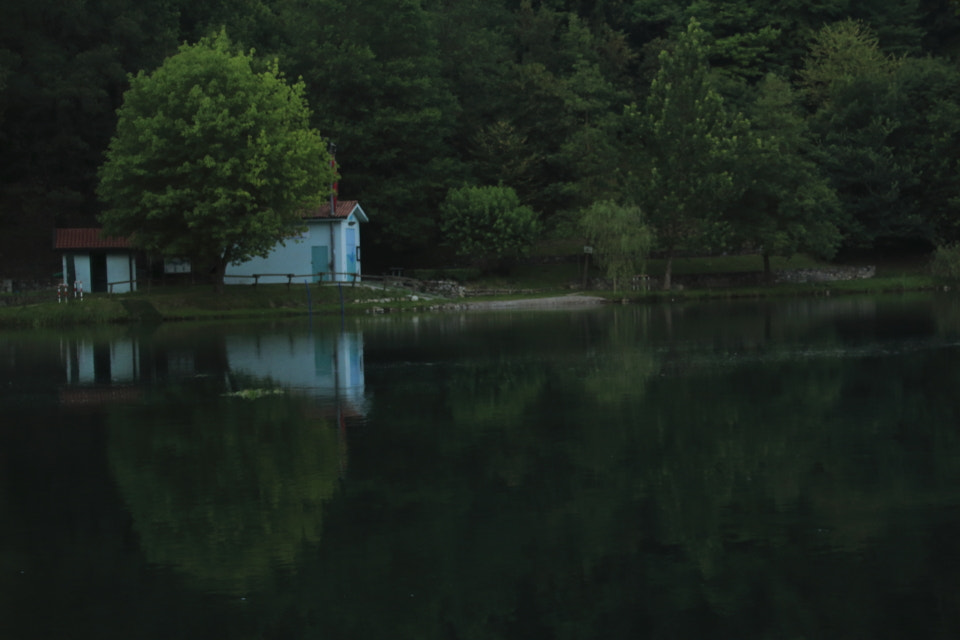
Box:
[213,258,227,294]
[763,253,772,283]
[662,254,673,291]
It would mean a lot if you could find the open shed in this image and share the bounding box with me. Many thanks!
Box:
[54,229,137,293]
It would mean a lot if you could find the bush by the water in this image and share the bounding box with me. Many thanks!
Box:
[929,244,960,280]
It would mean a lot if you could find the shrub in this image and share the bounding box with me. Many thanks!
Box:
[440,185,539,271]
[929,243,960,280]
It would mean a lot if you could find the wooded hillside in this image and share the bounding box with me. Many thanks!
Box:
[2,0,959,278]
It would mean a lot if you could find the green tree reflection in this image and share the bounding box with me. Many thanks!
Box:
[108,379,340,596]
[285,305,960,639]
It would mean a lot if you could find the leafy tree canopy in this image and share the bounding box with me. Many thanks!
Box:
[97,31,333,290]
[799,19,894,105]
[802,20,960,248]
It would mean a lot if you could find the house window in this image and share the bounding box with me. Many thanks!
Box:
[164,257,191,274]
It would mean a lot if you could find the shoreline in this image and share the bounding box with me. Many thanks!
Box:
[0,280,948,328]
[459,294,608,310]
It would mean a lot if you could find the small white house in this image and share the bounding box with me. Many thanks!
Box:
[225,200,368,284]
[54,229,138,293]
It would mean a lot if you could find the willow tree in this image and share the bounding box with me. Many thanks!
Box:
[580,201,654,292]
[97,31,333,291]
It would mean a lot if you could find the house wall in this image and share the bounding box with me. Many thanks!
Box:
[225,229,316,284]
[333,213,363,277]
[64,254,91,294]
[106,254,137,293]
[62,252,137,293]
[225,216,363,284]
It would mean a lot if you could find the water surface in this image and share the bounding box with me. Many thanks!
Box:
[3,294,960,638]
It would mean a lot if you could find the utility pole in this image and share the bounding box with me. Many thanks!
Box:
[328,142,337,280]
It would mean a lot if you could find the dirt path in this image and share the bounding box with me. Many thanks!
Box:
[462,294,608,310]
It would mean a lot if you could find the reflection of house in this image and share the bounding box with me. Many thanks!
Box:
[61,335,207,388]
[62,337,141,385]
[59,336,144,407]
[54,229,138,293]
[225,200,368,285]
[57,330,367,416]
[225,331,366,413]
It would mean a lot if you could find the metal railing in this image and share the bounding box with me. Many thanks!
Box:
[98,271,424,294]
[107,280,137,294]
[222,272,363,287]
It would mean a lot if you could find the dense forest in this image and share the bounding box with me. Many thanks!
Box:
[2,0,960,278]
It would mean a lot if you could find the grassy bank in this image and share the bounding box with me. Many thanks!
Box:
[0,252,945,328]
[0,282,401,327]
[622,273,940,304]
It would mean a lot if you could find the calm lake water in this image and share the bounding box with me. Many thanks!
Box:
[3,294,960,639]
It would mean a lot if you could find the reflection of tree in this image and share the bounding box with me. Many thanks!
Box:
[607,342,960,637]
[286,304,960,639]
[108,379,339,596]
[270,311,671,637]
[581,307,659,406]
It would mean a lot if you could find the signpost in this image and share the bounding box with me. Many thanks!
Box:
[582,246,593,289]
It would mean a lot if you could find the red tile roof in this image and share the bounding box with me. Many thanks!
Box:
[304,199,359,220]
[54,228,132,250]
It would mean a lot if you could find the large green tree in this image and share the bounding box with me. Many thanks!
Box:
[732,73,842,276]
[97,31,333,291]
[621,19,750,290]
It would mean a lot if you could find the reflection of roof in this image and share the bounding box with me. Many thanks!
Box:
[59,386,143,407]
[54,228,132,250]
[303,400,366,422]
[303,200,368,222]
